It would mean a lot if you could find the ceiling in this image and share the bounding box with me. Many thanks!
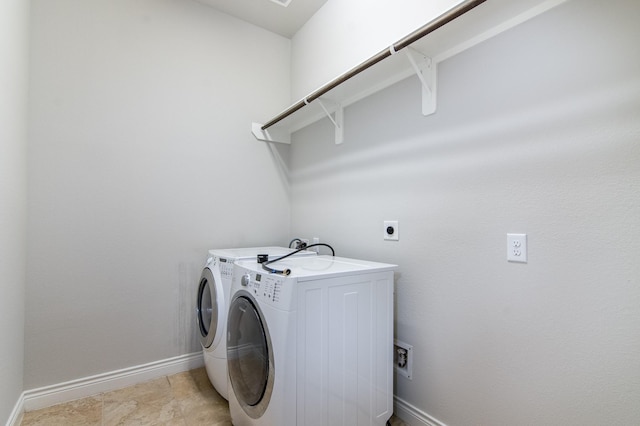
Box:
[194,0,328,38]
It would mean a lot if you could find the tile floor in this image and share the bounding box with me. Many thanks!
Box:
[20,367,407,425]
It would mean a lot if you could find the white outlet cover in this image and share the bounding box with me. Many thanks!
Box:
[394,339,413,379]
[384,221,399,241]
[507,233,527,263]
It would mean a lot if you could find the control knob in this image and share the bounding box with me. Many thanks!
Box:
[241,274,250,287]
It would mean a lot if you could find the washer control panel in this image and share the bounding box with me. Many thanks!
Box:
[217,257,234,280]
[239,270,293,309]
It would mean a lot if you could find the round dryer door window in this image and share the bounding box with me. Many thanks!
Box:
[227,292,274,419]
[197,267,218,348]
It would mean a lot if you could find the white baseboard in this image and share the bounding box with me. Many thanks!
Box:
[22,352,203,413]
[394,395,447,426]
[5,393,24,426]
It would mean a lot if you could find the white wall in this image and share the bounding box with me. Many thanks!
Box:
[290,0,462,101]
[25,0,291,389]
[289,0,640,424]
[0,0,29,422]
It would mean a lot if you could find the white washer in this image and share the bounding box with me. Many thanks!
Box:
[227,255,397,426]
[196,247,315,400]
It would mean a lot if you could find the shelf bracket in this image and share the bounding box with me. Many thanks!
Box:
[316,98,344,145]
[252,122,291,144]
[405,47,436,116]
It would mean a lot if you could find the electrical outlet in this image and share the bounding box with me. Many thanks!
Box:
[384,221,399,241]
[507,233,527,263]
[299,239,309,250]
[394,340,413,379]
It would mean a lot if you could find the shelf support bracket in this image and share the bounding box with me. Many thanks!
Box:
[405,47,436,116]
[252,122,291,144]
[317,98,344,145]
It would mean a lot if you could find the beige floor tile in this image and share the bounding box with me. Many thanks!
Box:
[104,377,174,406]
[21,395,102,426]
[389,414,409,425]
[103,400,185,426]
[182,404,232,426]
[168,368,221,402]
[20,368,406,426]
[168,367,231,426]
[103,377,185,426]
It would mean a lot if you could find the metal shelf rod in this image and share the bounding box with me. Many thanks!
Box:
[261,0,487,130]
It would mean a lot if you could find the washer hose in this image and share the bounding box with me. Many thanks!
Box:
[261,243,335,275]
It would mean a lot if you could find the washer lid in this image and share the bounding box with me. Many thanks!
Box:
[236,255,397,281]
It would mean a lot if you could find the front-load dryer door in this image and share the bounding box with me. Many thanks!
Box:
[227,291,274,419]
[197,266,222,349]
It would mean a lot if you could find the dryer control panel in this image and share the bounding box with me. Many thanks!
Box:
[216,257,235,280]
[237,269,295,310]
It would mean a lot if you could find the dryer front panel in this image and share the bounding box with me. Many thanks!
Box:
[227,290,274,419]
[197,267,219,348]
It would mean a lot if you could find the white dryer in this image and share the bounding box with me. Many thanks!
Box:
[196,247,315,400]
[227,255,397,426]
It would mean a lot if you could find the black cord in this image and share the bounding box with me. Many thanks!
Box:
[261,243,335,275]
